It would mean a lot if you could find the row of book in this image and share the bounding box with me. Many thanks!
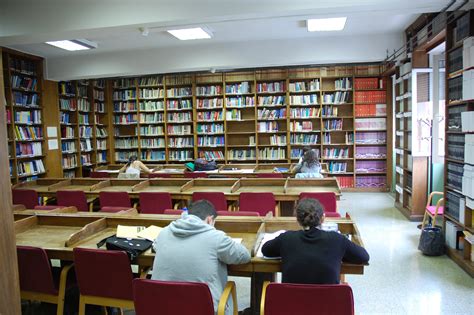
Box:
[355,161,386,173]
[14,92,39,107]
[226,109,243,120]
[140,126,164,136]
[197,98,223,109]
[10,59,37,75]
[356,176,386,188]
[81,153,92,166]
[113,78,136,89]
[290,148,320,159]
[141,150,166,161]
[448,76,463,102]
[140,88,164,99]
[258,96,285,106]
[114,102,137,112]
[196,85,222,96]
[141,138,165,148]
[197,123,224,134]
[328,162,347,173]
[80,139,93,152]
[60,99,77,111]
[115,151,138,161]
[448,104,468,130]
[447,134,465,161]
[95,102,106,112]
[97,151,108,163]
[323,132,354,145]
[447,161,463,191]
[17,159,45,176]
[169,150,193,161]
[465,134,474,165]
[140,77,163,86]
[355,118,386,130]
[116,138,138,148]
[355,146,387,159]
[289,80,320,92]
[61,126,75,138]
[97,140,107,150]
[62,155,78,168]
[197,136,225,147]
[93,89,105,101]
[323,119,343,131]
[289,94,319,105]
[140,113,164,123]
[168,113,192,122]
[258,108,286,119]
[290,121,313,132]
[167,125,192,135]
[140,101,164,111]
[114,114,138,124]
[322,92,351,104]
[15,110,41,124]
[59,82,75,95]
[79,127,93,138]
[448,47,463,74]
[290,108,320,118]
[78,114,90,125]
[323,148,349,159]
[113,90,136,101]
[269,135,287,145]
[258,122,280,132]
[12,76,37,91]
[355,131,386,144]
[63,170,76,178]
[354,91,386,104]
[198,151,225,160]
[167,87,192,97]
[16,142,42,157]
[15,126,42,140]
[321,106,338,117]
[169,137,195,148]
[354,78,383,90]
[228,149,256,160]
[257,81,285,93]
[96,127,108,137]
[197,111,223,121]
[338,176,355,188]
[77,99,90,112]
[226,82,251,94]
[258,148,286,160]
[355,104,386,117]
[290,134,318,145]
[167,100,192,110]
[226,97,255,107]
[334,78,352,90]
[462,69,474,101]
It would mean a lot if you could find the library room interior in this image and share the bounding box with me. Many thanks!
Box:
[2,0,474,314]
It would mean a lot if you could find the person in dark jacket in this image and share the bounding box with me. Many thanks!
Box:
[261,198,369,284]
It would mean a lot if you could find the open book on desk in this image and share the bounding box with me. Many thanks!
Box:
[255,230,286,259]
[116,225,163,241]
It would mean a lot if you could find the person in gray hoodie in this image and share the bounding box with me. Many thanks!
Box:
[151,200,251,314]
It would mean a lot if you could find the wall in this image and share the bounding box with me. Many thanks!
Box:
[45,33,403,80]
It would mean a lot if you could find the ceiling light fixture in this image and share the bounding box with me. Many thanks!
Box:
[167,27,212,40]
[307,17,347,32]
[45,39,98,51]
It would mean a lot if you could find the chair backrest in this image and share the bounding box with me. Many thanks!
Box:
[17,246,57,295]
[57,190,89,212]
[217,210,260,217]
[12,189,39,209]
[90,171,110,178]
[99,191,131,208]
[192,192,227,211]
[133,279,214,315]
[139,192,173,214]
[299,192,337,213]
[256,173,283,178]
[73,247,134,300]
[184,172,208,178]
[148,173,172,178]
[163,209,183,215]
[263,283,354,315]
[239,192,276,216]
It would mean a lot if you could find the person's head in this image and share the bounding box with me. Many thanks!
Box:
[188,200,218,226]
[295,198,325,229]
[302,149,319,167]
[302,146,312,155]
[126,155,138,167]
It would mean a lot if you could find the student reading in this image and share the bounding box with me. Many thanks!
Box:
[118,155,154,175]
[293,148,323,178]
[262,198,369,284]
[151,200,251,314]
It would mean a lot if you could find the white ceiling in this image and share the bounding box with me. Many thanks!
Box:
[0,0,454,80]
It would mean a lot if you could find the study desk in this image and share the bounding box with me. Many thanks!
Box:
[13,212,366,314]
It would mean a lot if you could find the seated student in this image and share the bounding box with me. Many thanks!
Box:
[262,198,369,284]
[293,149,323,178]
[151,200,251,314]
[118,155,154,175]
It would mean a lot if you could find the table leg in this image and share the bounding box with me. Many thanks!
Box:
[250,272,274,315]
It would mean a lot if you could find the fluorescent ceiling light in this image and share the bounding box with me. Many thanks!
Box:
[167,27,212,40]
[46,39,97,51]
[307,17,347,32]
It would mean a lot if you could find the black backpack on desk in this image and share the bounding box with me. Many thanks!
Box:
[97,235,153,260]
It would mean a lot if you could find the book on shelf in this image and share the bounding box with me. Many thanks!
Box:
[139,76,163,86]
[355,146,387,158]
[258,96,285,106]
[258,147,286,160]
[322,92,351,104]
[115,151,139,161]
[355,118,386,130]
[289,80,320,92]
[226,96,255,107]
[166,87,192,97]
[196,85,222,96]
[169,150,193,161]
[9,59,37,75]
[140,113,164,123]
[355,161,386,173]
[225,82,251,94]
[93,89,105,101]
[17,159,45,175]
[114,114,138,124]
[114,101,137,112]
[258,121,280,132]
[14,110,41,124]
[77,99,90,111]
[355,132,386,145]
[323,148,349,159]
[355,104,386,117]
[15,126,42,140]
[139,100,164,111]
[168,137,194,148]
[141,150,166,161]
[139,88,164,99]
[338,176,354,188]
[197,123,224,134]
[197,98,223,109]
[11,76,37,91]
[14,92,39,107]
[354,91,386,104]
[197,136,225,146]
[323,119,343,131]
[290,107,320,118]
[62,155,78,168]
[197,111,223,121]
[167,99,192,110]
[290,134,318,145]
[16,142,42,157]
[290,121,313,132]
[228,149,256,160]
[289,94,318,105]
[79,126,93,138]
[356,176,386,188]
[257,81,286,93]
[269,135,287,145]
[257,108,286,119]
[113,90,136,101]
[334,78,352,90]
[199,151,225,160]
[140,126,164,136]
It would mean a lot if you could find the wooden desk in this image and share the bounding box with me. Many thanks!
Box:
[12,178,69,193]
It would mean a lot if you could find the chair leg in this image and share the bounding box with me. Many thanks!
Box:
[78,296,86,315]
[421,211,428,230]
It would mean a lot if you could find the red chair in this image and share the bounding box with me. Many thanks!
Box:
[99,191,132,212]
[12,189,39,209]
[217,211,260,217]
[163,209,183,215]
[299,192,340,218]
[192,192,228,211]
[139,192,173,214]
[256,173,283,178]
[17,246,74,315]
[132,279,238,315]
[261,282,354,315]
[421,192,444,229]
[57,190,93,212]
[33,205,65,211]
[148,173,172,178]
[90,171,110,178]
[184,172,208,178]
[239,192,277,216]
[73,247,135,314]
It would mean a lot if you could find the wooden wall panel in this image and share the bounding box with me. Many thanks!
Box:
[0,49,22,315]
[43,80,62,177]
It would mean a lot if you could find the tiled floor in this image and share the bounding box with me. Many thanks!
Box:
[233,192,474,314]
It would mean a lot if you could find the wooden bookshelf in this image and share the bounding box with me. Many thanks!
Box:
[91,79,109,166]
[444,9,474,277]
[2,48,46,184]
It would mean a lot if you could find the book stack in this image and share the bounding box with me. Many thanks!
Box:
[289,94,318,105]
[354,91,386,103]
[197,98,223,109]
[355,104,386,117]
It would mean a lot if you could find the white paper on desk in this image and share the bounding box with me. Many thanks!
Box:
[256,230,286,259]
[99,170,120,174]
[116,225,145,239]
[231,238,242,244]
[137,225,163,241]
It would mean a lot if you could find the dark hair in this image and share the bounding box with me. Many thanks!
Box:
[188,200,218,220]
[295,198,324,229]
[302,150,320,168]
[126,155,138,167]
[302,146,312,155]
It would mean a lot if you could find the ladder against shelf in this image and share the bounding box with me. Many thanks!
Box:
[2,48,46,183]
[444,9,474,277]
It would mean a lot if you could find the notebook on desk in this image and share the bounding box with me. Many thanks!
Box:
[255,230,286,259]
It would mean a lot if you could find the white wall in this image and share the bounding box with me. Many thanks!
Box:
[46,33,403,80]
